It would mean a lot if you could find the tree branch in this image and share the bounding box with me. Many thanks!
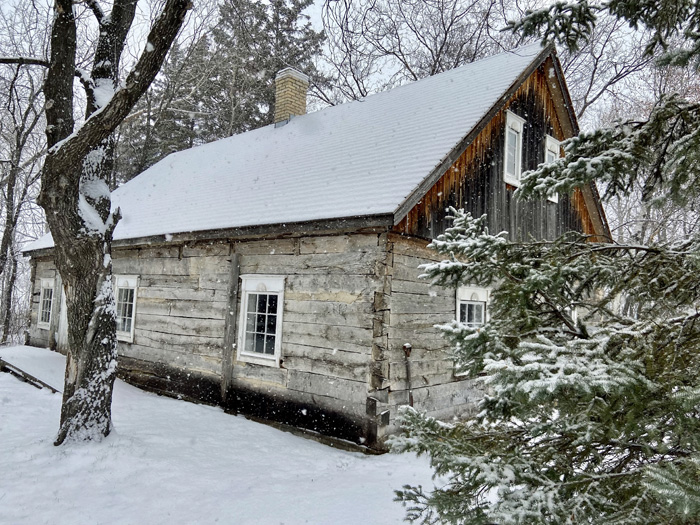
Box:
[0,57,49,67]
[83,0,105,24]
[46,0,192,173]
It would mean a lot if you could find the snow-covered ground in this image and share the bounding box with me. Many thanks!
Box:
[0,346,436,525]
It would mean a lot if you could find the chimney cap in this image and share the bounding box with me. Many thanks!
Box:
[275,67,309,83]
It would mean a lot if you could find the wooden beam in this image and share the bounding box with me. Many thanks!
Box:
[23,215,395,257]
[221,250,240,402]
[0,358,61,393]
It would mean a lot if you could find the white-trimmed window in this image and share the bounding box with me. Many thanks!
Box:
[237,275,285,367]
[114,275,138,343]
[456,285,489,328]
[544,135,561,203]
[504,110,525,186]
[38,278,55,329]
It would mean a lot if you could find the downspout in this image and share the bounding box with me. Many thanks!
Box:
[403,343,413,407]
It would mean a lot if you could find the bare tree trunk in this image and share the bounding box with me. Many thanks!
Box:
[33,0,191,445]
[1,253,18,344]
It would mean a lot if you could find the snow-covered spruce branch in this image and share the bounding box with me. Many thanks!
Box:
[516,95,700,206]
[395,206,700,524]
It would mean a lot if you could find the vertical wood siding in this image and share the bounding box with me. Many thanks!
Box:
[394,63,594,240]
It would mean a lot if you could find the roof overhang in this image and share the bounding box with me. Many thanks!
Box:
[23,213,395,258]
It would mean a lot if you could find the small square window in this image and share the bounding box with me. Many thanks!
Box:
[237,275,285,367]
[456,286,489,329]
[455,285,490,377]
[459,301,485,327]
[503,110,525,187]
[38,278,55,330]
[114,275,138,343]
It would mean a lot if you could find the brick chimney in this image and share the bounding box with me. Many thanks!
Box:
[274,68,309,126]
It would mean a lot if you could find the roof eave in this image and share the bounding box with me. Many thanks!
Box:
[22,213,395,257]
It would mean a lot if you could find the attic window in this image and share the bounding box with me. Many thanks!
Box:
[544,135,561,203]
[504,110,525,186]
[237,275,285,367]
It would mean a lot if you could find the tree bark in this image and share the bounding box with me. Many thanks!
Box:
[38,0,191,445]
[1,254,17,344]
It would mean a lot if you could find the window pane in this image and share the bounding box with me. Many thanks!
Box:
[264,334,276,355]
[459,303,466,323]
[265,313,277,334]
[507,129,518,176]
[267,294,278,313]
[257,294,268,314]
[255,312,266,333]
[473,304,484,324]
[247,294,257,315]
[255,333,265,354]
[244,331,255,353]
[547,150,556,163]
[246,313,255,333]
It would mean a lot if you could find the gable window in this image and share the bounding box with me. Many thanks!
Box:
[544,135,561,203]
[237,275,285,367]
[457,285,489,328]
[38,278,55,330]
[114,275,138,343]
[504,110,525,186]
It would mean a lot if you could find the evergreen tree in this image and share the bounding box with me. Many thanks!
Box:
[113,37,213,185]
[204,0,324,140]
[392,2,700,523]
[113,0,324,185]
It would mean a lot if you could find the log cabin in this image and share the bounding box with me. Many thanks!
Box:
[24,43,609,449]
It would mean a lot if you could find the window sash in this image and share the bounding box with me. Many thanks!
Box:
[116,287,135,334]
[237,275,285,367]
[243,292,279,357]
[544,135,561,203]
[504,111,525,185]
[39,283,53,327]
[506,128,519,177]
[114,275,137,342]
[459,300,486,327]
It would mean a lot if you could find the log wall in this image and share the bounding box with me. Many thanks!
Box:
[27,259,60,349]
[227,233,386,443]
[372,234,483,441]
[27,232,390,446]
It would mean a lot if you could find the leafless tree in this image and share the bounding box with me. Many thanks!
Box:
[318,0,520,104]
[0,2,50,343]
[599,59,700,246]
[558,12,654,125]
[2,0,191,444]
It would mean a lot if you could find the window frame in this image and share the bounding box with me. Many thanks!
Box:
[114,274,138,343]
[456,285,490,329]
[503,110,526,187]
[455,285,490,377]
[236,275,285,367]
[38,278,55,330]
[544,134,561,203]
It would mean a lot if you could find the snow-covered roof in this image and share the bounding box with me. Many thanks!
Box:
[28,43,551,252]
